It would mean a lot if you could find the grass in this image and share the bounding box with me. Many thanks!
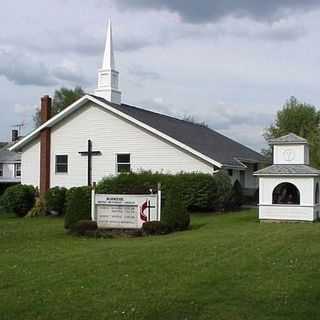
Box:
[1,210,320,320]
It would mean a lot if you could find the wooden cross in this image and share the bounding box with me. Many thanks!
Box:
[79,139,101,186]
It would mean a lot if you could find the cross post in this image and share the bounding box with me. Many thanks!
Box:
[79,139,101,186]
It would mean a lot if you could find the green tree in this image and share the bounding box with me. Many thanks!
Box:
[264,96,320,167]
[33,86,85,127]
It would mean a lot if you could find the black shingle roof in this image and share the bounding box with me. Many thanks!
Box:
[91,95,265,168]
[0,142,21,162]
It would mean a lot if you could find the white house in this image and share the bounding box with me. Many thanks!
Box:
[254,133,320,222]
[0,130,21,185]
[10,21,265,195]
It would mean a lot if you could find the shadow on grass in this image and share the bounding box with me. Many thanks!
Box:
[190,222,208,230]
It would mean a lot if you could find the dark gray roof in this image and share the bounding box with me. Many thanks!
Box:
[254,164,320,176]
[269,133,307,145]
[91,95,265,168]
[0,142,21,162]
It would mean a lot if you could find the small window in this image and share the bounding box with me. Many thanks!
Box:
[117,154,130,173]
[228,169,233,176]
[14,163,21,177]
[0,163,3,177]
[56,155,68,173]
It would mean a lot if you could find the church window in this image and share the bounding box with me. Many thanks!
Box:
[0,163,3,176]
[315,182,319,204]
[272,182,300,205]
[228,169,233,176]
[14,163,21,177]
[117,154,130,173]
[56,155,68,173]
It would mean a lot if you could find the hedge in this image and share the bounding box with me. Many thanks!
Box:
[0,183,19,197]
[0,184,36,217]
[45,187,67,215]
[64,186,91,229]
[226,180,244,211]
[161,187,190,231]
[96,171,232,212]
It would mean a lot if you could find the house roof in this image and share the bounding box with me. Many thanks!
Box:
[0,142,21,163]
[254,164,320,176]
[269,133,308,145]
[10,95,265,168]
[92,96,265,168]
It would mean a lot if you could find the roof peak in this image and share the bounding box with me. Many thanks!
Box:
[269,133,308,145]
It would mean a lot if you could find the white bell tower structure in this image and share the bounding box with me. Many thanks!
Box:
[94,19,122,104]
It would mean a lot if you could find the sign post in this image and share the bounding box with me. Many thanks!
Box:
[91,182,96,221]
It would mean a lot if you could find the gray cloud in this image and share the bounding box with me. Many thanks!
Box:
[117,0,320,23]
[0,48,87,87]
[0,49,57,86]
[52,63,89,85]
[128,65,161,80]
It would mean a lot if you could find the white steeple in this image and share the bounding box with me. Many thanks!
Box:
[94,19,121,104]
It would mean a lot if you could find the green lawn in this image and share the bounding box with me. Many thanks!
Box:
[1,210,320,320]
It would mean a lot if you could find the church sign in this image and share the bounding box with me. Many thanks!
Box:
[91,187,161,229]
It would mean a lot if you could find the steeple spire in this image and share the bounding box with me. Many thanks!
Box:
[102,19,115,70]
[94,19,121,104]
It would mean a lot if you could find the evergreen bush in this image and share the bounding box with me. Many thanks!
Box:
[161,187,190,231]
[0,183,19,197]
[45,186,67,215]
[64,186,91,229]
[96,171,232,212]
[227,180,244,210]
[0,184,36,217]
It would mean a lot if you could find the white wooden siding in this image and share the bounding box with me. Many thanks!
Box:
[21,138,40,187]
[20,102,212,188]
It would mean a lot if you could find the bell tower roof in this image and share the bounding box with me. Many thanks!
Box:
[269,133,308,145]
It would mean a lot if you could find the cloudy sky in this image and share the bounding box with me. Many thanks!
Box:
[1,0,320,151]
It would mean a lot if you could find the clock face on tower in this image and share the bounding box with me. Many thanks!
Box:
[283,149,295,162]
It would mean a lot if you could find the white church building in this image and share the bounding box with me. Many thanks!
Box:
[255,133,320,222]
[10,21,265,195]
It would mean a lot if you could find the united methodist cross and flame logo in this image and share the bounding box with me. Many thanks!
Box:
[140,200,148,222]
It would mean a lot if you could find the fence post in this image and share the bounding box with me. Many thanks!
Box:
[157,182,161,221]
[91,182,96,221]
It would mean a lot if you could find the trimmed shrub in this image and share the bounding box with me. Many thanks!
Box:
[45,187,67,215]
[70,220,97,236]
[161,188,190,231]
[227,180,243,210]
[142,221,168,235]
[64,186,91,229]
[0,183,19,197]
[0,184,36,217]
[96,171,232,212]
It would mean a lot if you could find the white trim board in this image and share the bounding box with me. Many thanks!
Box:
[9,95,223,169]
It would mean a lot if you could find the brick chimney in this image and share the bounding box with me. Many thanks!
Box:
[12,129,19,142]
[39,95,52,195]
